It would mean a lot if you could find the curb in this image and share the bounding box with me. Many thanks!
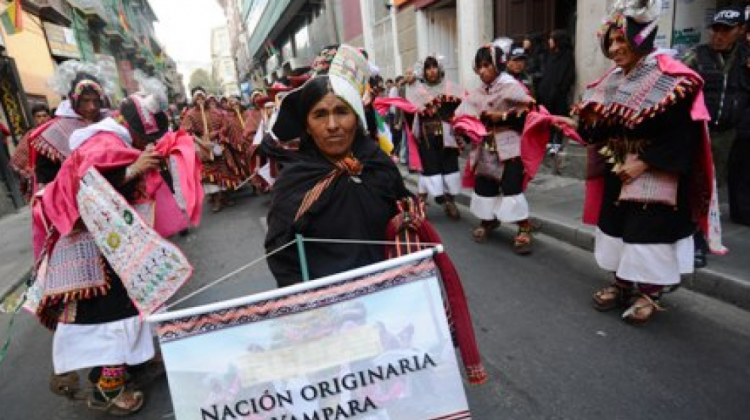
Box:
[0,267,32,310]
[404,176,750,312]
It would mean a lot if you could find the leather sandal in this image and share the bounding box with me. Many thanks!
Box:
[444,201,460,220]
[472,220,500,243]
[210,195,222,213]
[622,293,665,325]
[513,227,533,255]
[88,385,145,416]
[592,283,632,312]
[50,372,86,400]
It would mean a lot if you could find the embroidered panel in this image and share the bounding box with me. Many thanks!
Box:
[77,168,193,316]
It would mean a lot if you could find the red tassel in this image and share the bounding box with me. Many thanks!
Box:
[385,198,488,384]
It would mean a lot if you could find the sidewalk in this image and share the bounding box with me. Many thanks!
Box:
[401,161,750,311]
[0,208,32,306]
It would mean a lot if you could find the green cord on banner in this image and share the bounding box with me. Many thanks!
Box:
[0,294,25,367]
[296,234,310,282]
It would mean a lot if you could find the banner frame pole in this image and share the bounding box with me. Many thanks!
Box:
[296,234,310,282]
[147,245,443,323]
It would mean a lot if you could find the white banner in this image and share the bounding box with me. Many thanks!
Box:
[150,249,472,420]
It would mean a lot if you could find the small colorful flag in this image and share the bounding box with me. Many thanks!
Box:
[0,0,23,35]
[374,111,394,155]
[118,0,130,33]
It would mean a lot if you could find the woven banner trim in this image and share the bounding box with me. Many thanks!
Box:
[426,411,472,420]
[156,259,437,343]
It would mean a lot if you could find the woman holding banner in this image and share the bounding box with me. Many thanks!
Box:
[264,45,411,288]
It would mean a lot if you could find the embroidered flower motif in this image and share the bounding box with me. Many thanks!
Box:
[123,210,134,225]
[107,232,121,249]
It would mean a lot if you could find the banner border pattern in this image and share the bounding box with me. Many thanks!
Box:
[156,259,437,343]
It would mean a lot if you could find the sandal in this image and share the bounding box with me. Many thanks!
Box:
[472,220,500,243]
[622,293,665,325]
[210,195,223,213]
[128,356,166,390]
[50,372,85,400]
[88,385,145,416]
[592,283,632,312]
[444,201,460,220]
[513,227,533,255]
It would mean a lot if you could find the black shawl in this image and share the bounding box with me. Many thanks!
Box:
[265,133,411,287]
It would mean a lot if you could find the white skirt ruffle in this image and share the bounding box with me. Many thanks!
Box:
[53,315,155,374]
[470,192,529,223]
[418,172,461,198]
[594,229,694,286]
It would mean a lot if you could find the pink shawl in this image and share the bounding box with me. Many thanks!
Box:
[41,131,203,238]
[372,96,423,172]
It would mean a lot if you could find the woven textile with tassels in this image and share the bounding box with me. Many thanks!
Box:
[385,197,488,384]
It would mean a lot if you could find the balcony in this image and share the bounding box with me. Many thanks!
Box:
[26,0,73,26]
[66,0,108,27]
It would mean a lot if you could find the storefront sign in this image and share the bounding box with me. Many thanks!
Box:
[655,0,675,49]
[43,22,81,59]
[150,250,472,420]
[672,0,715,55]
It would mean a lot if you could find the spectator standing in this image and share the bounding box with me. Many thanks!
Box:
[537,30,575,157]
[10,104,51,201]
[389,75,405,161]
[523,32,547,89]
[684,7,750,239]
[506,43,535,94]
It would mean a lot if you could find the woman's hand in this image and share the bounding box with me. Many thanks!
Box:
[481,110,504,122]
[553,116,578,131]
[616,157,649,184]
[127,145,161,180]
[362,89,374,107]
[553,115,578,130]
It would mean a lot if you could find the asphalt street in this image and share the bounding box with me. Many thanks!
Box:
[1,190,748,420]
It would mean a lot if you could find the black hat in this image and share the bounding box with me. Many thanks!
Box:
[710,7,744,28]
[508,43,527,60]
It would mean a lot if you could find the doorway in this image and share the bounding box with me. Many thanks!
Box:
[424,5,458,83]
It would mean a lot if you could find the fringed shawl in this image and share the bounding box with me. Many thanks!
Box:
[28,117,89,163]
[405,79,465,115]
[574,53,725,254]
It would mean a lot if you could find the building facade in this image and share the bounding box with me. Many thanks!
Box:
[228,0,739,94]
[211,25,240,96]
[0,0,180,214]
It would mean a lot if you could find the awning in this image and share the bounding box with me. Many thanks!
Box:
[246,0,292,60]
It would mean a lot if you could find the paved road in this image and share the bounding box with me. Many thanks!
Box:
[1,191,748,420]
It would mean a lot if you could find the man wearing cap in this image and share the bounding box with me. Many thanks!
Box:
[506,43,534,94]
[684,7,748,185]
[684,7,750,232]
